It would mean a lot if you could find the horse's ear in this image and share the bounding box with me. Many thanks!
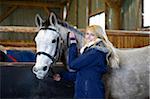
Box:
[49,12,58,26]
[35,14,43,28]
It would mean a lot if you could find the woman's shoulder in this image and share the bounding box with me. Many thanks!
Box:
[92,46,109,53]
[88,40,109,54]
[87,43,108,54]
[86,48,107,56]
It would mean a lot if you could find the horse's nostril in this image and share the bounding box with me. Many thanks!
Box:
[33,67,38,72]
[43,66,47,71]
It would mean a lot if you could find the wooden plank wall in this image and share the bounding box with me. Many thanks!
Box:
[107,30,150,48]
[0,26,149,50]
[80,29,150,48]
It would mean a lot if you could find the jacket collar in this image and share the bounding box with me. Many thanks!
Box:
[80,38,102,54]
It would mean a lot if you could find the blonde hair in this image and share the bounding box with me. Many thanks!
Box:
[86,25,119,68]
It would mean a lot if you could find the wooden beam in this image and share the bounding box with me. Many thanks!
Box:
[105,0,114,7]
[0,1,65,8]
[104,0,120,8]
[5,47,36,51]
[0,26,149,48]
[65,0,71,20]
[105,0,122,29]
[88,0,92,16]
[106,30,150,37]
[0,41,35,47]
[0,62,36,67]
[43,7,50,16]
[0,26,150,35]
[89,9,104,17]
[0,6,17,23]
[75,0,78,27]
[0,62,64,67]
[0,26,38,33]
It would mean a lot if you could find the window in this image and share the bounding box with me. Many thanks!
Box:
[143,0,150,27]
[89,12,105,30]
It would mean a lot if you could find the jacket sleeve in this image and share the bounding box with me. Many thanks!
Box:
[68,44,106,70]
[68,43,79,66]
[60,71,76,81]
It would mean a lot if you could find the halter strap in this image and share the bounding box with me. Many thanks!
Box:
[40,27,57,32]
[36,27,63,63]
[53,37,59,57]
[36,52,55,62]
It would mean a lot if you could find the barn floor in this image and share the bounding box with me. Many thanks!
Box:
[0,64,74,99]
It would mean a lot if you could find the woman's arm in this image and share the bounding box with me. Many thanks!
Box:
[68,47,106,70]
[53,71,76,81]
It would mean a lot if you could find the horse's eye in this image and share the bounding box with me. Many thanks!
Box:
[52,39,56,43]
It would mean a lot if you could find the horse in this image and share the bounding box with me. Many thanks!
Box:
[32,12,149,99]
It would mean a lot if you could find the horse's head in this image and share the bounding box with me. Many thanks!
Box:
[32,13,63,79]
[33,12,84,79]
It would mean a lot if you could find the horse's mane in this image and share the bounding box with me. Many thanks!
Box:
[41,15,83,36]
[58,19,84,36]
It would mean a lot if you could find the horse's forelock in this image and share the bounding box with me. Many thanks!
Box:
[42,19,50,28]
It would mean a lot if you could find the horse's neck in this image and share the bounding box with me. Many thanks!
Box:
[57,25,84,49]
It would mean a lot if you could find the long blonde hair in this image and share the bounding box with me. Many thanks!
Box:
[85,25,119,68]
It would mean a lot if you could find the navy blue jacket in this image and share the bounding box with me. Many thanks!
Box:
[68,43,108,99]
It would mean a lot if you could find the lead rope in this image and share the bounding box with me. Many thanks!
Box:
[66,32,70,47]
[50,36,64,78]
[49,66,55,75]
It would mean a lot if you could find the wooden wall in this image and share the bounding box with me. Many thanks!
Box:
[89,0,105,16]
[67,0,143,30]
[0,1,64,26]
[107,30,149,48]
[67,0,105,28]
[0,0,145,30]
[121,0,142,30]
[0,26,149,50]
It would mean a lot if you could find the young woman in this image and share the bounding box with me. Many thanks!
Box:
[68,25,119,99]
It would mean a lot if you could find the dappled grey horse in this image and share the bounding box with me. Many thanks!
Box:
[32,12,149,99]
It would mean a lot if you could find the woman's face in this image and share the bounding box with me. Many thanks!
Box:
[85,30,96,43]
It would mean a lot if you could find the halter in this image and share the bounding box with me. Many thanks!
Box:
[36,27,63,64]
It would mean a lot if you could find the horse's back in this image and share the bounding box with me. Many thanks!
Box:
[109,46,149,99]
[116,46,149,68]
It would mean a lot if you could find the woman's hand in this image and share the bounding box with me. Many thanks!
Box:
[69,32,77,44]
[69,32,76,38]
[53,74,61,81]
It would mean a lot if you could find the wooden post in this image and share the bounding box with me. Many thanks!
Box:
[66,0,78,26]
[107,7,121,29]
[105,0,121,29]
[0,6,18,23]
[77,0,88,28]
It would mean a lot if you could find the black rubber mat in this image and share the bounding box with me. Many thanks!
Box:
[0,65,74,99]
